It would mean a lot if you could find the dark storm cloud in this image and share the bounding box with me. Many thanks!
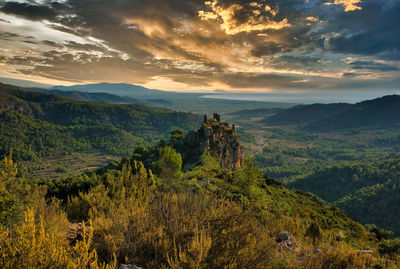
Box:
[324,0,400,60]
[251,42,284,57]
[0,2,60,21]
[274,55,322,69]
[0,0,398,90]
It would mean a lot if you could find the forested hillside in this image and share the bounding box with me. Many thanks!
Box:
[261,95,400,131]
[238,98,400,239]
[1,121,399,268]
[1,82,400,268]
[306,95,400,131]
[287,157,400,235]
[30,88,142,104]
[45,83,294,115]
[262,103,350,126]
[0,83,200,161]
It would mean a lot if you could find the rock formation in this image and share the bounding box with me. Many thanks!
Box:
[179,113,243,170]
[276,231,299,252]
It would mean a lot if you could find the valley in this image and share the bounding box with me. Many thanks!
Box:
[1,0,399,267]
[1,82,400,268]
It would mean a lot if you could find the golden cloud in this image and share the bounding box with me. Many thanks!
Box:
[324,0,363,12]
[198,0,291,35]
[306,16,320,22]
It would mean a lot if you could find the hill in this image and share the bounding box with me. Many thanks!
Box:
[0,83,200,161]
[286,156,400,235]
[50,82,163,98]
[262,95,400,131]
[47,83,294,115]
[0,76,52,88]
[2,118,399,268]
[29,88,142,104]
[262,103,350,126]
[306,95,400,131]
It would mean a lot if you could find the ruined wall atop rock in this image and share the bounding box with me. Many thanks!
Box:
[181,114,243,170]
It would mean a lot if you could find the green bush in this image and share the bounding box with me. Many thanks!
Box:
[378,238,400,256]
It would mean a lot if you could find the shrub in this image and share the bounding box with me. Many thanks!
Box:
[0,208,116,269]
[379,238,400,256]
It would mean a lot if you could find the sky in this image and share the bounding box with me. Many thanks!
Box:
[0,0,399,93]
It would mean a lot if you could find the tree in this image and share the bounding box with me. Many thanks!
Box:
[378,238,400,256]
[153,146,182,187]
[0,150,26,227]
[234,158,263,197]
[305,221,322,247]
[170,129,185,143]
[200,151,220,171]
[365,224,393,241]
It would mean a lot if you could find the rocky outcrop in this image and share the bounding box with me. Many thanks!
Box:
[179,113,243,170]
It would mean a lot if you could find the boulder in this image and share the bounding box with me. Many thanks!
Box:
[120,264,143,269]
[68,223,84,246]
[276,231,299,252]
[357,250,373,255]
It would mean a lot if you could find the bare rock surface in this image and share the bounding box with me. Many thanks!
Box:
[276,231,299,252]
[180,113,243,170]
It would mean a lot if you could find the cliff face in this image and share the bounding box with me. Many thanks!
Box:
[180,114,243,170]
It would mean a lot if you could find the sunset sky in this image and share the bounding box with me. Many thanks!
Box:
[0,0,399,92]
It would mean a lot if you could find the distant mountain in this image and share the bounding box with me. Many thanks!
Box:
[29,88,142,104]
[0,83,200,161]
[262,95,400,131]
[306,95,400,131]
[47,83,294,115]
[0,77,52,88]
[262,103,350,126]
[50,83,164,99]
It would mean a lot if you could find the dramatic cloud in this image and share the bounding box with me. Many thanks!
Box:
[324,0,363,12]
[0,0,398,92]
[198,0,291,35]
[349,60,399,72]
[0,2,57,20]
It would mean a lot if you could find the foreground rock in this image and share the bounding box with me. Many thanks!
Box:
[120,264,143,269]
[276,231,299,252]
[67,223,85,246]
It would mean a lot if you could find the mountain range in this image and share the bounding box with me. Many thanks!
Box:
[27,82,293,115]
[263,95,400,131]
[49,83,164,99]
[30,88,142,104]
